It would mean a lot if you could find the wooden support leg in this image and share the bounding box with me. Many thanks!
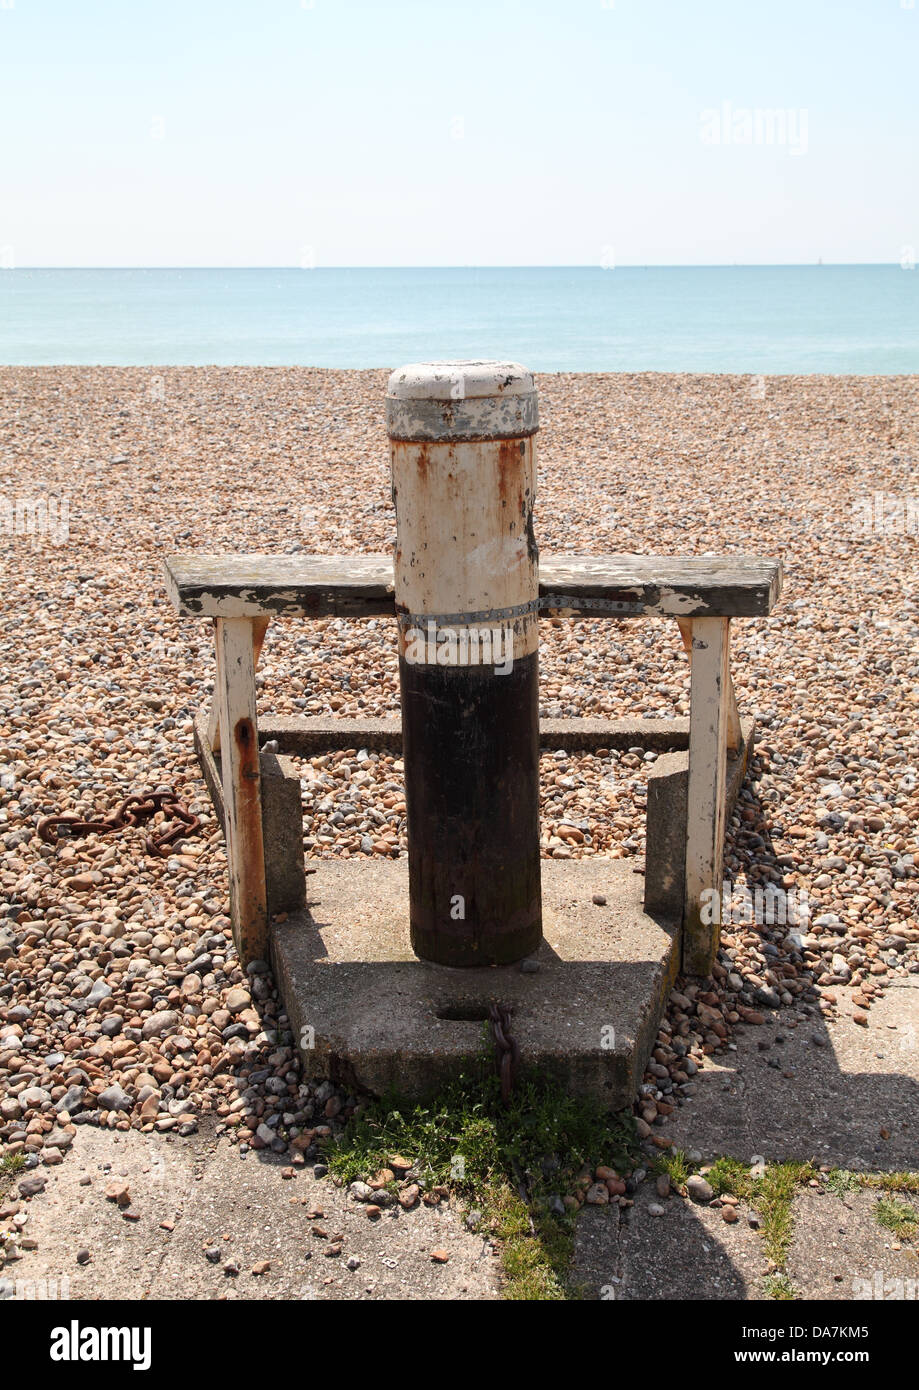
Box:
[214,617,269,965]
[677,616,742,755]
[726,671,743,755]
[676,617,693,659]
[208,615,269,753]
[683,616,731,976]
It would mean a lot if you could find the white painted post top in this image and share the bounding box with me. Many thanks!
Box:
[386,359,538,441]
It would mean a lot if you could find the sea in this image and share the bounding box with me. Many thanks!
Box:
[0,265,916,373]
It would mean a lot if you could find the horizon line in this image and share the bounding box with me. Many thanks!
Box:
[1,261,904,272]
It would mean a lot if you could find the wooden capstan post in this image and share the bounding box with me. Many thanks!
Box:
[387,361,543,966]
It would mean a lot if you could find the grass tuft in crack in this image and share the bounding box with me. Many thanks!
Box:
[707,1155,814,1294]
[0,1152,25,1201]
[328,1055,639,1299]
[873,1196,918,1242]
[861,1171,919,1195]
[754,1162,814,1268]
[655,1148,691,1189]
[0,1154,27,1264]
[764,1273,798,1300]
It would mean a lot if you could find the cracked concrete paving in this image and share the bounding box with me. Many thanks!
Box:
[651,979,919,1169]
[2,1124,500,1301]
[785,1189,919,1301]
[572,981,919,1300]
[577,1180,768,1301]
[575,1180,919,1302]
[5,984,916,1302]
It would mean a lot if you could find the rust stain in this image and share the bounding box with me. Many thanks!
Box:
[496,437,520,506]
[234,718,261,795]
[415,443,429,482]
[230,715,266,943]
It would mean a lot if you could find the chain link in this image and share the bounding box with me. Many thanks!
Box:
[37,790,200,858]
[488,1002,520,1107]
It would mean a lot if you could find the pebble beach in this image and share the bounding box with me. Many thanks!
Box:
[1,366,917,1195]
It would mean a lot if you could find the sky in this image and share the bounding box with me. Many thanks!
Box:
[0,0,916,267]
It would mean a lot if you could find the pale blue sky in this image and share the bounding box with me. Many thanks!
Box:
[1,0,916,266]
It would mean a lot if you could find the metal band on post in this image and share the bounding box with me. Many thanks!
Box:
[387,360,543,967]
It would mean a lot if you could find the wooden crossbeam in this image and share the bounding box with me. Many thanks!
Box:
[165,553,782,621]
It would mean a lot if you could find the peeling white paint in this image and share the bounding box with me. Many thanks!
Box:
[164,554,781,620]
[388,362,540,666]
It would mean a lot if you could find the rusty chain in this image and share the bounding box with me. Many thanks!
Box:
[37,790,200,858]
[488,1002,519,1107]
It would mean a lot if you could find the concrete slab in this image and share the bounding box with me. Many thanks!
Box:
[568,983,919,1302]
[635,980,919,1170]
[574,1179,767,1301]
[272,858,679,1104]
[1,1124,499,1302]
[573,1172,919,1303]
[785,1188,919,1301]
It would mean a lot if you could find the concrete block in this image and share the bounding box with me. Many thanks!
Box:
[272,858,679,1105]
[644,752,689,924]
[260,750,306,917]
[644,719,756,953]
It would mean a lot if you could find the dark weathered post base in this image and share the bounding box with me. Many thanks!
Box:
[401,654,541,966]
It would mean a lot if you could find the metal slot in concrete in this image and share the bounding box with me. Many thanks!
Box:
[436,1003,495,1022]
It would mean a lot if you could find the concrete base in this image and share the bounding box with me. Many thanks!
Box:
[272,858,679,1106]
